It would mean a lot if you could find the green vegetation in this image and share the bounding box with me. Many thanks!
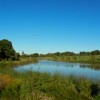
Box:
[0,39,37,68]
[21,50,100,65]
[0,39,18,60]
[0,39,15,60]
[21,51,100,70]
[0,68,100,100]
[40,55,100,64]
[30,53,40,57]
[0,39,100,99]
[1,39,99,66]
[0,57,37,68]
[38,51,100,69]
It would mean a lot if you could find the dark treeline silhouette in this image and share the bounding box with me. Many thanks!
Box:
[0,39,20,60]
[39,51,76,57]
[30,53,40,57]
[0,39,100,60]
[79,50,100,56]
[38,50,100,57]
[23,50,100,58]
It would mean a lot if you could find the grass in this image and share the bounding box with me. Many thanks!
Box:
[0,67,100,100]
[40,55,100,69]
[0,56,100,100]
[0,57,38,68]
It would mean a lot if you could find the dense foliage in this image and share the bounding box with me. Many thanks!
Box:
[0,70,100,100]
[39,50,100,57]
[0,39,100,100]
[30,53,40,57]
[21,50,100,59]
[0,39,19,60]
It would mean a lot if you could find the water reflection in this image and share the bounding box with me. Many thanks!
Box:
[14,60,100,80]
[80,64,100,70]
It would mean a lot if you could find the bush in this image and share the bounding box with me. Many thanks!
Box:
[90,83,100,96]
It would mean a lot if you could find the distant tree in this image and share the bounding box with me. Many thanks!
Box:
[0,39,16,60]
[91,50,100,55]
[40,54,45,57]
[86,52,91,55]
[22,51,25,56]
[30,53,39,57]
[15,52,20,60]
[79,51,87,56]
[54,52,61,56]
[79,51,91,56]
[46,53,53,57]
[79,50,100,56]
[61,51,75,56]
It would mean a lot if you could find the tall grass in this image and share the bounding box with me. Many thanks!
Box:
[0,56,100,100]
[40,55,100,63]
[40,55,100,69]
[0,67,100,100]
[0,57,37,68]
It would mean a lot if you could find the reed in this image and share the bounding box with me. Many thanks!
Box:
[0,68,100,100]
[0,57,37,68]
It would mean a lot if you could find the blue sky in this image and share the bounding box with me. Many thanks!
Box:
[0,0,100,54]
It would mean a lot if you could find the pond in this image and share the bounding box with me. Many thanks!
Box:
[14,60,100,80]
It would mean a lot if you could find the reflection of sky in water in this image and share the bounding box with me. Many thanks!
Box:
[15,60,100,80]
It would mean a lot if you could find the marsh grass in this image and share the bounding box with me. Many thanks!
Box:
[0,57,37,68]
[0,66,100,100]
[41,55,100,69]
[0,57,100,100]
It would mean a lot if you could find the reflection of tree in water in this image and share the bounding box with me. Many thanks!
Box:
[40,60,100,70]
[80,64,100,70]
[91,64,100,70]
[80,64,90,68]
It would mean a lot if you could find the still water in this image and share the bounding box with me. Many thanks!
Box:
[15,60,100,80]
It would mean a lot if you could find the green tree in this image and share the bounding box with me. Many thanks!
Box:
[54,52,61,56]
[91,50,100,55]
[15,52,20,60]
[30,53,39,57]
[0,39,16,60]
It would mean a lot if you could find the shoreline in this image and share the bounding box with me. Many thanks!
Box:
[0,57,38,68]
[39,56,100,69]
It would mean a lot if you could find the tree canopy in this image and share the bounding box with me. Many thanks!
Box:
[0,39,16,60]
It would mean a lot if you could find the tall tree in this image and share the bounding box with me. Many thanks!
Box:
[0,39,16,60]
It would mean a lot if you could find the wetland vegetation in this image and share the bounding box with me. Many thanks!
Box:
[0,39,100,100]
[0,68,100,100]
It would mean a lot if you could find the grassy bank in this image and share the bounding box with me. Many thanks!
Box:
[0,67,100,100]
[0,56,100,100]
[0,57,38,68]
[39,55,100,69]
[40,55,100,63]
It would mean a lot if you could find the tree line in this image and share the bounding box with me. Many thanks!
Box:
[0,39,100,60]
[23,50,100,58]
[39,50,100,57]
